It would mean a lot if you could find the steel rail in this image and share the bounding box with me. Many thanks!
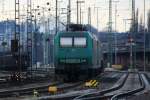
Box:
[38,72,107,100]
[0,82,61,98]
[111,73,145,100]
[73,72,129,100]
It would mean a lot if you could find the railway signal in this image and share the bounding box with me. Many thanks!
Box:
[126,36,135,70]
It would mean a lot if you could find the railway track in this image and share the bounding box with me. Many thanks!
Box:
[74,72,147,100]
[0,80,84,98]
[1,71,147,100]
[0,77,54,89]
[73,72,129,100]
[110,73,145,100]
[0,71,103,99]
[125,73,150,100]
[0,70,56,90]
[0,81,61,98]
[37,71,124,100]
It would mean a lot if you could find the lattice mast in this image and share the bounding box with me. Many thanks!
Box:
[107,0,113,67]
[132,0,136,69]
[27,0,32,70]
[132,0,135,32]
[15,0,21,72]
[67,0,71,25]
[56,0,58,34]
[88,7,91,32]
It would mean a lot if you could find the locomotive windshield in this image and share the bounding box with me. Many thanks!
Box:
[60,37,87,47]
[74,37,86,47]
[60,37,73,47]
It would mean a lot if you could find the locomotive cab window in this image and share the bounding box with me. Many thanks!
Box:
[74,37,87,47]
[60,37,73,47]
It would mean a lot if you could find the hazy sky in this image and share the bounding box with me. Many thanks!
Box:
[0,0,150,32]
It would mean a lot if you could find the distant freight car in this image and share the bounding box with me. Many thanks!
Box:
[54,24,103,81]
[0,54,28,71]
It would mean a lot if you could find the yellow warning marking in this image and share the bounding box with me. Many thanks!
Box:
[85,82,92,87]
[91,80,97,85]
[85,80,99,87]
[89,80,93,83]
[93,82,98,87]
[48,86,57,93]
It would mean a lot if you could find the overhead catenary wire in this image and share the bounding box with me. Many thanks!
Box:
[143,0,146,72]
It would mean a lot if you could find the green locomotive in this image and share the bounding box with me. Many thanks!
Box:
[54,24,103,81]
